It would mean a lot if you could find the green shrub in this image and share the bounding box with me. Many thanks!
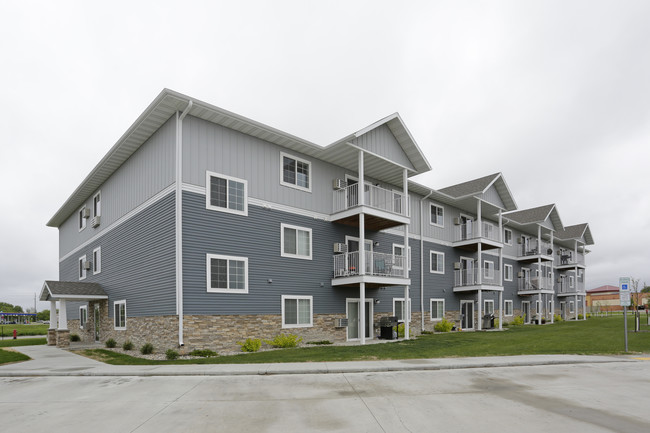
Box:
[511,316,525,326]
[189,349,218,357]
[502,321,510,327]
[165,349,179,360]
[554,314,563,322]
[306,340,333,345]
[434,318,454,332]
[494,318,500,328]
[140,343,154,355]
[586,313,591,319]
[122,340,134,351]
[578,314,584,320]
[105,338,117,348]
[420,330,433,335]
[396,323,414,338]
[70,334,80,342]
[264,334,302,348]
[238,338,262,352]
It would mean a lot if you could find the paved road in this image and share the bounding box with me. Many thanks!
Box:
[2,350,650,432]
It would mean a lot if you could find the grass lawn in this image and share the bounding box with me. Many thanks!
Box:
[0,324,48,337]
[0,338,47,348]
[80,316,650,365]
[0,349,30,365]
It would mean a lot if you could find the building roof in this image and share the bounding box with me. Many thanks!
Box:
[47,89,432,228]
[39,281,108,302]
[438,172,517,211]
[587,285,620,294]
[555,223,595,245]
[503,204,564,231]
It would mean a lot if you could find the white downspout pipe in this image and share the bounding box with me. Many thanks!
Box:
[403,168,410,340]
[176,100,193,348]
[420,190,433,331]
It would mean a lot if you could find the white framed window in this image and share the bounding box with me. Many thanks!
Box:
[549,300,553,312]
[393,298,411,322]
[430,299,445,320]
[281,223,312,260]
[504,229,512,245]
[484,300,495,315]
[206,254,248,294]
[92,247,102,275]
[78,255,87,280]
[430,251,445,274]
[206,171,248,216]
[92,191,101,218]
[569,275,575,288]
[281,295,313,328]
[280,152,311,192]
[79,305,88,329]
[504,300,513,316]
[430,204,444,227]
[536,300,542,315]
[78,206,87,231]
[504,264,513,281]
[569,301,575,313]
[393,244,411,270]
[114,300,126,330]
[484,261,495,279]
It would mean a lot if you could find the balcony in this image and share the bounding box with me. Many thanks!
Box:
[452,222,502,251]
[453,267,503,292]
[332,251,410,288]
[516,240,553,263]
[518,276,554,294]
[554,251,586,269]
[556,280,586,296]
[331,183,410,230]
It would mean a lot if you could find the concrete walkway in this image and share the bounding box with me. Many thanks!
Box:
[0,345,641,377]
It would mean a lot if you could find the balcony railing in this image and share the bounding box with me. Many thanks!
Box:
[518,276,554,292]
[333,251,406,279]
[555,251,586,267]
[555,280,586,294]
[518,240,553,258]
[454,222,501,243]
[332,183,409,217]
[453,267,502,287]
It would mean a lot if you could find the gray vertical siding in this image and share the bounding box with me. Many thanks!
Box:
[59,116,176,258]
[479,185,505,209]
[61,192,177,319]
[351,124,415,170]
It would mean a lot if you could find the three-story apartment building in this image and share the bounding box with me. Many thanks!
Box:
[40,89,594,351]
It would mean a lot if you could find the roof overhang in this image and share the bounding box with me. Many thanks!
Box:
[39,281,109,302]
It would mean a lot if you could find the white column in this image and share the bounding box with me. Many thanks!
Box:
[551,299,555,323]
[477,290,482,331]
[575,294,578,320]
[498,210,503,242]
[478,243,482,284]
[49,300,57,330]
[537,225,542,325]
[58,299,68,330]
[498,291,503,330]
[477,199,482,237]
[403,168,410,340]
[359,213,365,345]
[538,293,542,325]
[583,297,587,320]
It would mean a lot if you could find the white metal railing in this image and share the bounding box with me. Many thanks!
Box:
[453,267,502,287]
[518,276,554,292]
[518,240,553,258]
[556,280,586,294]
[333,251,406,278]
[454,222,501,243]
[555,250,586,267]
[332,183,409,217]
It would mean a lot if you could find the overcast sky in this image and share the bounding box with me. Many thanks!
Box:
[1,0,649,311]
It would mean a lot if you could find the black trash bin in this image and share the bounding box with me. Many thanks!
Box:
[483,314,494,329]
[380,316,398,339]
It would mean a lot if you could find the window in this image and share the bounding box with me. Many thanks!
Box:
[430,299,445,320]
[484,261,495,279]
[78,255,87,280]
[504,229,512,245]
[281,224,312,260]
[281,295,313,328]
[92,191,101,217]
[206,171,248,215]
[79,305,88,329]
[114,300,126,330]
[484,300,495,315]
[504,300,513,316]
[430,204,444,227]
[536,300,542,315]
[393,298,411,322]
[78,206,87,231]
[430,251,444,274]
[206,254,248,293]
[569,275,575,288]
[549,300,553,313]
[393,244,411,270]
[569,301,575,313]
[504,264,513,281]
[280,152,311,191]
[93,247,101,275]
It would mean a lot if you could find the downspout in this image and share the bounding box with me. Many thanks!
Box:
[176,100,193,347]
[420,190,433,332]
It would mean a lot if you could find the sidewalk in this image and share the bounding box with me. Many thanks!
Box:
[0,345,639,377]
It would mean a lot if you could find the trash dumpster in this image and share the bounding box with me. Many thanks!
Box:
[380,316,398,339]
[482,314,494,329]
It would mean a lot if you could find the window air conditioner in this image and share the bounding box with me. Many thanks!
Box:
[517,271,524,278]
[335,318,349,328]
[81,208,90,218]
[333,243,347,253]
[453,262,461,270]
[83,261,92,270]
[517,238,523,244]
[453,217,461,225]
[332,179,347,190]
[91,216,101,228]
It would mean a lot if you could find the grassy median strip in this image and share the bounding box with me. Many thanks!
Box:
[0,349,30,365]
[78,316,650,365]
[0,324,48,337]
[0,338,47,348]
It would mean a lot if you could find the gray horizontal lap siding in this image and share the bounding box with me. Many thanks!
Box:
[351,124,415,170]
[61,193,177,320]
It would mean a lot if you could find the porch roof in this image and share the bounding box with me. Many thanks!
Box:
[39,281,108,302]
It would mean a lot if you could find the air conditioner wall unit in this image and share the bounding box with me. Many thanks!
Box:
[335,318,349,328]
[333,243,347,253]
[453,262,461,270]
[81,208,90,218]
[91,216,101,228]
[453,217,461,225]
[517,238,523,244]
[333,179,347,190]
[517,271,524,278]
[83,261,92,270]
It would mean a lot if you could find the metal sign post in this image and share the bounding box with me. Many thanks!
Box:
[619,277,631,352]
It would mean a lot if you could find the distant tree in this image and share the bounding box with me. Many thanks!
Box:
[0,302,23,313]
[37,310,50,321]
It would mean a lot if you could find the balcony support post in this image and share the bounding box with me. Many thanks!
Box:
[477,243,482,285]
[575,294,579,320]
[583,296,587,321]
[498,291,503,330]
[537,225,542,325]
[498,209,502,242]
[477,199,482,238]
[477,290,482,331]
[551,298,555,323]
[403,168,410,340]
[359,212,365,345]
[358,150,364,206]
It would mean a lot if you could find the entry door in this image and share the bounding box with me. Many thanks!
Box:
[522,302,531,324]
[461,301,474,329]
[522,268,531,290]
[560,302,566,320]
[460,215,473,240]
[347,238,372,274]
[347,299,373,340]
[94,304,100,342]
[461,257,474,285]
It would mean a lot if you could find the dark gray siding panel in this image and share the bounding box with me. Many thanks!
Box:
[59,193,176,318]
